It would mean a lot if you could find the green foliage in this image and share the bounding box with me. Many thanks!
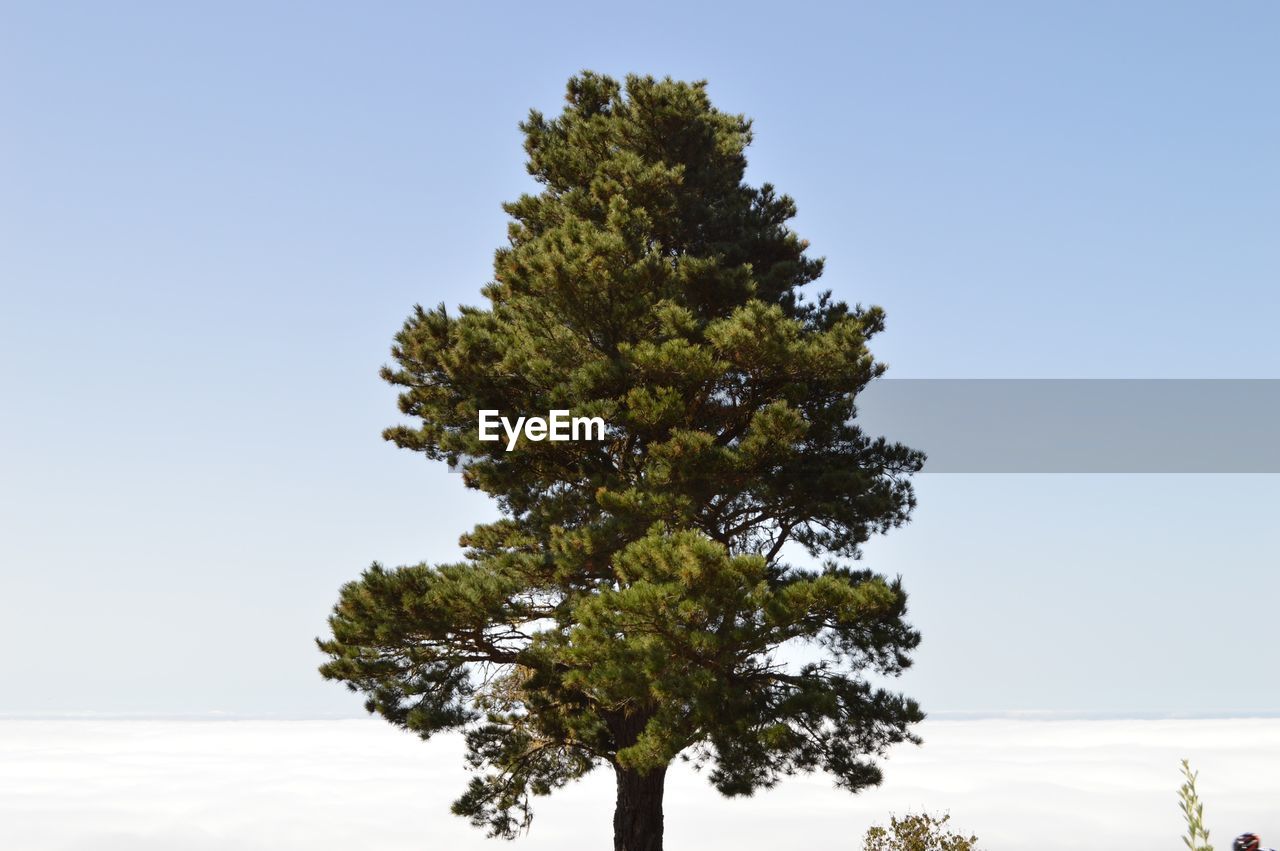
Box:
[863,812,981,851]
[1179,759,1214,851]
[319,72,925,840]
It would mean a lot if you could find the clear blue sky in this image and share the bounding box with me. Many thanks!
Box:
[2,1,1277,716]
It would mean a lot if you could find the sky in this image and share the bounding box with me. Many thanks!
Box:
[2,2,1279,716]
[3,718,1276,850]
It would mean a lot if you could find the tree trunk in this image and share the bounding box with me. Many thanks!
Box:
[613,764,666,851]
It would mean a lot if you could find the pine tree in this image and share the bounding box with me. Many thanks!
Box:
[318,72,925,851]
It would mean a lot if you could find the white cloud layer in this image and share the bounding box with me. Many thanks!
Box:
[3,718,1277,850]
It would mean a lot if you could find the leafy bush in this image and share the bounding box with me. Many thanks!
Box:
[863,812,981,851]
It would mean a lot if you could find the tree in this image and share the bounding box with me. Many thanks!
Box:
[318,72,926,851]
[863,812,981,851]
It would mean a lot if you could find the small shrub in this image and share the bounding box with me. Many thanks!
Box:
[863,812,981,851]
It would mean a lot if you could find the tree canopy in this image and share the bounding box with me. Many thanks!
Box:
[319,72,925,851]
